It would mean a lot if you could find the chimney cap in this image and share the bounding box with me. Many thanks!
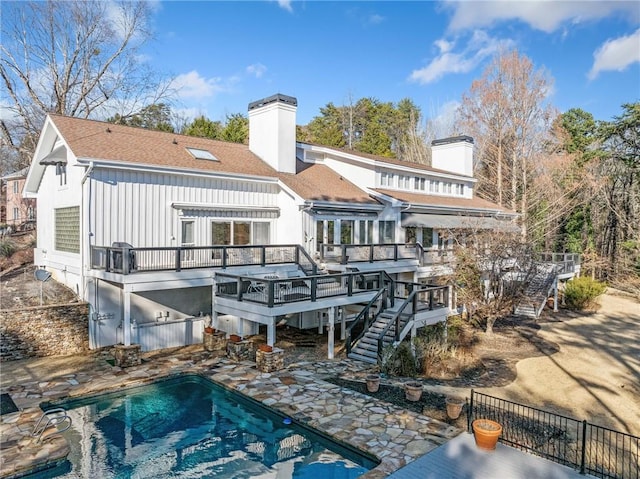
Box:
[431,135,474,146]
[248,93,298,111]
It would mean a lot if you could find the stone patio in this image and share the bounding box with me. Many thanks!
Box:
[0,346,460,478]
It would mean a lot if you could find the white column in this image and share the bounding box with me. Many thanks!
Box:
[123,290,131,346]
[553,278,559,312]
[327,307,335,359]
[340,308,346,340]
[267,318,276,346]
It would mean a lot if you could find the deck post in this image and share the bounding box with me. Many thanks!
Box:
[123,290,131,346]
[553,277,559,312]
[267,317,275,346]
[327,307,335,359]
[340,307,346,340]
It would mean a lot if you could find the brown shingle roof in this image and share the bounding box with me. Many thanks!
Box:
[300,142,472,178]
[373,188,513,213]
[278,161,379,204]
[49,114,277,178]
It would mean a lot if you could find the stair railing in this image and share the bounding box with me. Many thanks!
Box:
[345,288,388,355]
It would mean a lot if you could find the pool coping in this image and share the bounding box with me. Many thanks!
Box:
[0,347,461,478]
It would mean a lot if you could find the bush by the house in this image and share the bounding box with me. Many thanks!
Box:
[380,342,418,377]
[564,277,606,310]
[0,239,16,258]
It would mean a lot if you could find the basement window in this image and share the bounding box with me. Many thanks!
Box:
[186,147,218,161]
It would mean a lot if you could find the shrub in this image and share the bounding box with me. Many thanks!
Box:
[564,277,606,310]
[0,239,16,258]
[380,342,418,377]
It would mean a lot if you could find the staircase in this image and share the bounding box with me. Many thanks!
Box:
[515,263,556,318]
[347,308,410,364]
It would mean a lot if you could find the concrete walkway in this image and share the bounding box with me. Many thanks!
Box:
[388,432,593,479]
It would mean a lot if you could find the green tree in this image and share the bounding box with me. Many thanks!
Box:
[183,116,223,139]
[221,113,249,144]
[307,103,346,148]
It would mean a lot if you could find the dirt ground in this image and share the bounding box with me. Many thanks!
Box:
[2,262,639,436]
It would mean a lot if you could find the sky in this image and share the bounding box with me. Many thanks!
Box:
[111,1,640,127]
[145,0,640,127]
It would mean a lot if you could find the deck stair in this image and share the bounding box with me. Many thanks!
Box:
[515,263,557,318]
[347,307,410,364]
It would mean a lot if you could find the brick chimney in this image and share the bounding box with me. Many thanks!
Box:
[431,136,474,177]
[248,94,297,174]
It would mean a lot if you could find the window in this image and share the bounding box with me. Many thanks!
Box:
[13,207,19,221]
[54,206,80,253]
[422,227,434,248]
[181,220,195,245]
[252,222,270,244]
[316,220,325,251]
[358,220,373,244]
[380,172,389,187]
[12,181,18,194]
[340,220,354,244]
[55,163,67,186]
[233,222,250,245]
[212,221,271,246]
[445,182,452,194]
[378,221,395,243]
[186,147,218,161]
[27,206,34,220]
[405,227,416,244]
[455,183,464,195]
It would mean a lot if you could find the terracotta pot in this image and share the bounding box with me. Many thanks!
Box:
[365,374,380,393]
[229,334,242,343]
[445,396,465,420]
[472,419,502,451]
[204,326,215,334]
[258,344,273,353]
[404,381,423,402]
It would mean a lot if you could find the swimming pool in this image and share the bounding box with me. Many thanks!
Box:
[34,375,377,478]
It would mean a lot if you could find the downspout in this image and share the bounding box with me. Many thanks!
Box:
[80,162,94,303]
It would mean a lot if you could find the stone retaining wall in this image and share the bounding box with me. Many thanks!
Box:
[0,302,90,361]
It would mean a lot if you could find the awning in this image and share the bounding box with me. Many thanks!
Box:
[39,144,67,165]
[401,213,519,232]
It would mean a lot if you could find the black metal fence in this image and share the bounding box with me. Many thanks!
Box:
[468,390,639,479]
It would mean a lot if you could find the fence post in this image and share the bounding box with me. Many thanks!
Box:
[468,389,474,433]
[580,420,587,474]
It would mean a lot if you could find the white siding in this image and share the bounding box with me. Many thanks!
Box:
[89,169,279,247]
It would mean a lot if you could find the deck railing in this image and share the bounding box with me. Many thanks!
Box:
[469,390,639,479]
[214,270,386,308]
[90,244,317,275]
[537,252,581,275]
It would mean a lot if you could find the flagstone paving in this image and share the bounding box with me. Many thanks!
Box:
[0,347,460,478]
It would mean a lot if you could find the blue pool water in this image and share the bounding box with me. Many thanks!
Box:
[34,375,376,478]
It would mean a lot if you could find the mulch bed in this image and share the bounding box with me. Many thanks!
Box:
[326,377,468,429]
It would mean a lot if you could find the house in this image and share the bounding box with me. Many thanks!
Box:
[2,167,36,232]
[25,93,523,362]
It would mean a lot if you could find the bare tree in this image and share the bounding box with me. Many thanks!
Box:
[457,50,555,239]
[448,228,537,335]
[1,0,172,167]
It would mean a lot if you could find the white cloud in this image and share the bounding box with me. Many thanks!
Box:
[408,31,514,84]
[368,14,385,26]
[277,0,293,13]
[171,71,227,99]
[444,0,640,33]
[246,63,267,78]
[588,28,640,80]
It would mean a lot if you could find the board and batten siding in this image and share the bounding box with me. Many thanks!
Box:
[89,168,279,248]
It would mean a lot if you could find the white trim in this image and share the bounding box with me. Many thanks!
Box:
[171,202,280,213]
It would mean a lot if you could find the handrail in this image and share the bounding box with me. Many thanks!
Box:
[31,408,72,443]
[375,285,450,364]
[345,288,387,356]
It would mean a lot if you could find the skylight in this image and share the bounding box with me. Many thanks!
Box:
[186,147,218,161]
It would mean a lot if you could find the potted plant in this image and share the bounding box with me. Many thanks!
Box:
[472,418,502,450]
[258,343,273,353]
[229,334,242,343]
[204,326,215,334]
[445,396,465,420]
[404,381,423,401]
[365,374,380,393]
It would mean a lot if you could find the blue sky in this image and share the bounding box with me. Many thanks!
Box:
[145,1,640,126]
